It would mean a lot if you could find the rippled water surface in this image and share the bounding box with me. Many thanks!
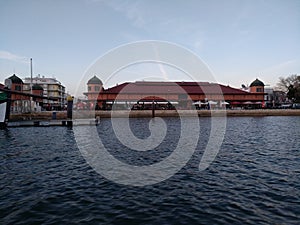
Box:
[1,116,300,224]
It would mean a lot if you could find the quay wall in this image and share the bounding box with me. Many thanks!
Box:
[9,109,300,121]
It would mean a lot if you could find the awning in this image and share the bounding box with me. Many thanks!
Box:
[193,101,209,105]
[208,100,217,105]
[192,101,201,105]
[106,101,137,104]
[114,101,137,104]
[143,101,179,105]
[243,101,254,104]
[220,101,229,105]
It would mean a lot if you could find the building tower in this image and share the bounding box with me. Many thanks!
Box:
[7,74,28,112]
[32,83,43,95]
[86,75,103,101]
[249,78,265,93]
[8,74,23,91]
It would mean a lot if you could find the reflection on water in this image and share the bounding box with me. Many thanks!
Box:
[0,117,300,224]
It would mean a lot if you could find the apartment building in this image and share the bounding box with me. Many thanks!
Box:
[23,76,66,110]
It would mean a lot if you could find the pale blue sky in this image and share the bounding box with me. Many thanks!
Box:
[0,0,299,96]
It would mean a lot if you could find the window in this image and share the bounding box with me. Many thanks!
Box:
[88,86,91,91]
[15,85,21,91]
[256,88,263,92]
[95,86,100,91]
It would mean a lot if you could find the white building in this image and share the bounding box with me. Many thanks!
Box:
[23,75,66,110]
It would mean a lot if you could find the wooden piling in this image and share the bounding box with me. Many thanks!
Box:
[152,100,155,118]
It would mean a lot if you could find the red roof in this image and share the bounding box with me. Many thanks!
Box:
[103,81,249,95]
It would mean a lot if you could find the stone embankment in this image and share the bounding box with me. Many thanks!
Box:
[9,109,300,121]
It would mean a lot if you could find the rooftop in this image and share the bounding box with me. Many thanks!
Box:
[87,75,103,85]
[250,78,264,87]
[8,74,23,84]
[102,81,250,95]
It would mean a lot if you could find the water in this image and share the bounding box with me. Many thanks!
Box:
[1,116,300,224]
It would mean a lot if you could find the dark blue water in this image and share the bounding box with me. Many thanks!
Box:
[1,116,300,224]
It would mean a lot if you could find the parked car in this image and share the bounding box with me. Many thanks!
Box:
[279,104,292,109]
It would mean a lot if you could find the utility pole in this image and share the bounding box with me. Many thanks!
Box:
[30,58,33,113]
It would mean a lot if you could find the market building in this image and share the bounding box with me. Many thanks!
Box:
[84,76,266,110]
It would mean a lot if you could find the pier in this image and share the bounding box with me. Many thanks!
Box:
[7,119,99,128]
[2,109,300,128]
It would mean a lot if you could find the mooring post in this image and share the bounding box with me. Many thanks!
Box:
[67,96,74,119]
[152,100,155,118]
[66,96,74,126]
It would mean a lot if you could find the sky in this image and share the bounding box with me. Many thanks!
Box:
[0,0,299,96]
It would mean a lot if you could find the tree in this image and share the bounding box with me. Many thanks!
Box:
[276,74,299,92]
[276,75,300,102]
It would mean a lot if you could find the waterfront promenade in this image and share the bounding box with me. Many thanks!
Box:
[9,109,300,122]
